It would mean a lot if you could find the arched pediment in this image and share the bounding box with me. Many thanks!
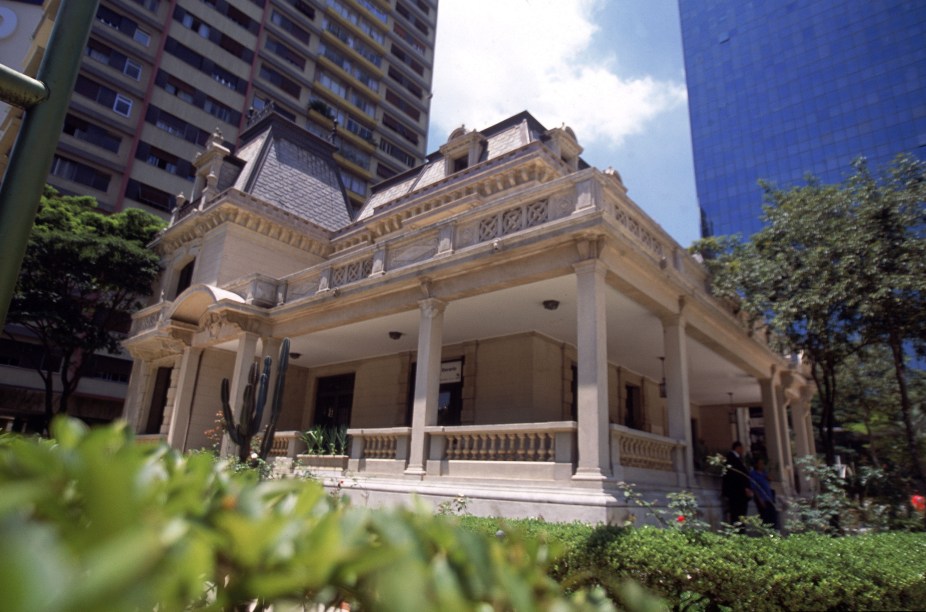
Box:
[447,125,468,141]
[167,284,245,324]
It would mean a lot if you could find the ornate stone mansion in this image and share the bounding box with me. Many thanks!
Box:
[122,110,814,521]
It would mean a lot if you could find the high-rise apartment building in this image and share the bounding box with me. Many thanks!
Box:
[680,0,926,237]
[0,0,436,429]
[1,0,437,217]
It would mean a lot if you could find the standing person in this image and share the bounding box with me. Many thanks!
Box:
[722,441,752,524]
[750,457,778,529]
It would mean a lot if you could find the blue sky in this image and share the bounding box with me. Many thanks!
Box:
[426,0,700,246]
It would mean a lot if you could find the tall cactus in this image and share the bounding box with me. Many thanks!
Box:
[220,338,291,464]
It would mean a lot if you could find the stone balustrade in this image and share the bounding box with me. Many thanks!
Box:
[346,427,411,475]
[130,302,170,335]
[286,422,686,483]
[267,170,710,307]
[609,424,682,472]
[347,427,411,460]
[425,422,577,480]
[135,433,165,447]
[268,430,304,458]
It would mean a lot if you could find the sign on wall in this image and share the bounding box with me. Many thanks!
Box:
[440,360,462,384]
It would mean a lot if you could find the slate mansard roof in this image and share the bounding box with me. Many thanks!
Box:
[195,112,354,232]
[179,110,592,237]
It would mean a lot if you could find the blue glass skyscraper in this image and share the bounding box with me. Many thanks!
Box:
[680,0,926,237]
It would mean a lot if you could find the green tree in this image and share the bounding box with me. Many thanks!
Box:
[836,346,926,504]
[849,157,926,485]
[6,186,165,430]
[693,180,861,465]
[692,155,926,479]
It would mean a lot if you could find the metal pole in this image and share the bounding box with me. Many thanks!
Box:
[0,63,48,109]
[0,0,100,327]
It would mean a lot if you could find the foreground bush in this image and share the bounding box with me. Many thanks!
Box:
[0,419,616,611]
[461,517,926,610]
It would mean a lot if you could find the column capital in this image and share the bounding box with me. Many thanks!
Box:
[660,311,687,329]
[418,297,446,319]
[573,257,607,277]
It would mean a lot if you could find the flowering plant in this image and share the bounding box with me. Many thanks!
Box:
[911,494,925,513]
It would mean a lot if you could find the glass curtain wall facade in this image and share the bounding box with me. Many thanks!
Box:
[680,0,926,237]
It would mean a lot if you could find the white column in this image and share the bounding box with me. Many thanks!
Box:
[122,358,152,432]
[573,260,611,480]
[166,346,203,450]
[222,332,259,457]
[664,315,693,485]
[791,396,814,494]
[159,356,183,437]
[760,374,791,494]
[777,387,795,495]
[406,298,446,475]
[736,406,751,454]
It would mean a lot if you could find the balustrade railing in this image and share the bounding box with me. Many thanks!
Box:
[130,302,170,335]
[610,425,681,472]
[427,422,575,463]
[135,433,165,447]
[268,431,304,458]
[347,427,411,460]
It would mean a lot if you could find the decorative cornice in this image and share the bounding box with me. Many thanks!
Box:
[156,191,333,258]
[335,146,566,252]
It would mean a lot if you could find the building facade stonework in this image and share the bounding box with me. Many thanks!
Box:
[122,111,814,522]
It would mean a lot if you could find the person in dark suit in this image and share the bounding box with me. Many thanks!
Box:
[722,441,752,524]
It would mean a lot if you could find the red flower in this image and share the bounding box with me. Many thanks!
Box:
[676,515,686,523]
[912,494,926,512]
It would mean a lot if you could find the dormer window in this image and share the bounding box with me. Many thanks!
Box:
[545,125,583,172]
[440,125,486,177]
[452,156,468,172]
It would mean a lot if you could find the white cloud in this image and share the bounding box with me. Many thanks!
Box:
[428,0,687,148]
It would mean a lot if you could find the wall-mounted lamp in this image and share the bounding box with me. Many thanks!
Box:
[658,357,667,398]
[289,352,302,360]
[388,331,403,340]
[542,300,560,311]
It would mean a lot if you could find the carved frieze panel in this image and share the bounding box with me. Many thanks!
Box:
[131,308,163,335]
[549,193,573,219]
[462,198,551,247]
[331,258,374,288]
[202,311,239,340]
[612,203,666,259]
[285,273,321,302]
[194,309,268,346]
[247,277,279,307]
[125,335,187,362]
[387,236,440,270]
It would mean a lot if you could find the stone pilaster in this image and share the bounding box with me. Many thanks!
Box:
[166,346,203,450]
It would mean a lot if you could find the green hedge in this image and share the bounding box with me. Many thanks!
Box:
[460,516,926,610]
[0,419,617,612]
